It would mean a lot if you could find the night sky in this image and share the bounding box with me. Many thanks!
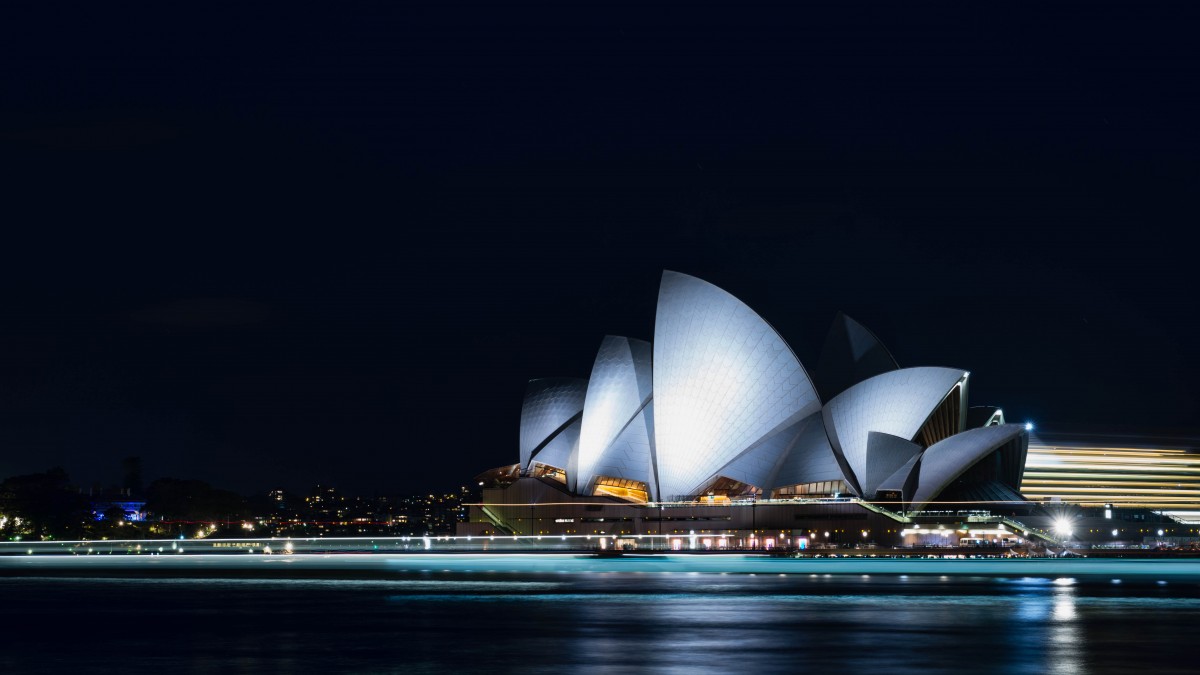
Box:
[1,3,1197,495]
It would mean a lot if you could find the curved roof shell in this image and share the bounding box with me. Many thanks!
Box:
[908,423,1028,510]
[530,417,581,471]
[586,401,657,499]
[966,406,1005,428]
[652,271,821,500]
[708,420,806,493]
[769,413,845,490]
[823,367,968,496]
[519,378,587,469]
[877,451,923,495]
[576,336,653,493]
[862,431,923,498]
[812,312,900,401]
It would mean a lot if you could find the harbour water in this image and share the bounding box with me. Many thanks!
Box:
[2,556,1198,673]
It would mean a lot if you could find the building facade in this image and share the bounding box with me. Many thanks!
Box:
[463,272,1049,545]
[504,272,1027,505]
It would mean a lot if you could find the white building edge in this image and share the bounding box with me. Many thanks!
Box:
[508,271,1028,509]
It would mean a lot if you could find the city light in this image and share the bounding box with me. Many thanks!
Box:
[1023,444,1200,508]
[1053,517,1073,538]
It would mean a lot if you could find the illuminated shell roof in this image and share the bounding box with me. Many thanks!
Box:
[519,378,587,469]
[512,272,1027,509]
[576,335,654,494]
[652,271,821,500]
[770,413,845,489]
[909,424,1029,510]
[822,367,968,496]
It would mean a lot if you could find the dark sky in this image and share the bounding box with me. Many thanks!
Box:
[1,3,1197,495]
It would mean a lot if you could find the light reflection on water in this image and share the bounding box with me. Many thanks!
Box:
[1050,587,1083,675]
[0,573,1197,674]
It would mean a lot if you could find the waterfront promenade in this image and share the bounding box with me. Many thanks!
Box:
[3,552,1200,579]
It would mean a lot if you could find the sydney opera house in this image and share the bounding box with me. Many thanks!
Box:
[461,272,1193,548]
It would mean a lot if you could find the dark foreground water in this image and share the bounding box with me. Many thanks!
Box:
[2,564,1198,673]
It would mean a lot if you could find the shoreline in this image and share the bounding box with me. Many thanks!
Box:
[3,553,1200,580]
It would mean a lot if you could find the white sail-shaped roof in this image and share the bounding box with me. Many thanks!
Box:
[588,401,657,499]
[576,336,653,493]
[908,424,1029,510]
[877,451,922,495]
[770,413,845,489]
[708,422,805,492]
[823,367,968,496]
[862,431,922,498]
[652,271,821,500]
[519,378,587,469]
[530,417,582,471]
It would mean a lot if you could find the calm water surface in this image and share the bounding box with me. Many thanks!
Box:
[1,569,1197,674]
